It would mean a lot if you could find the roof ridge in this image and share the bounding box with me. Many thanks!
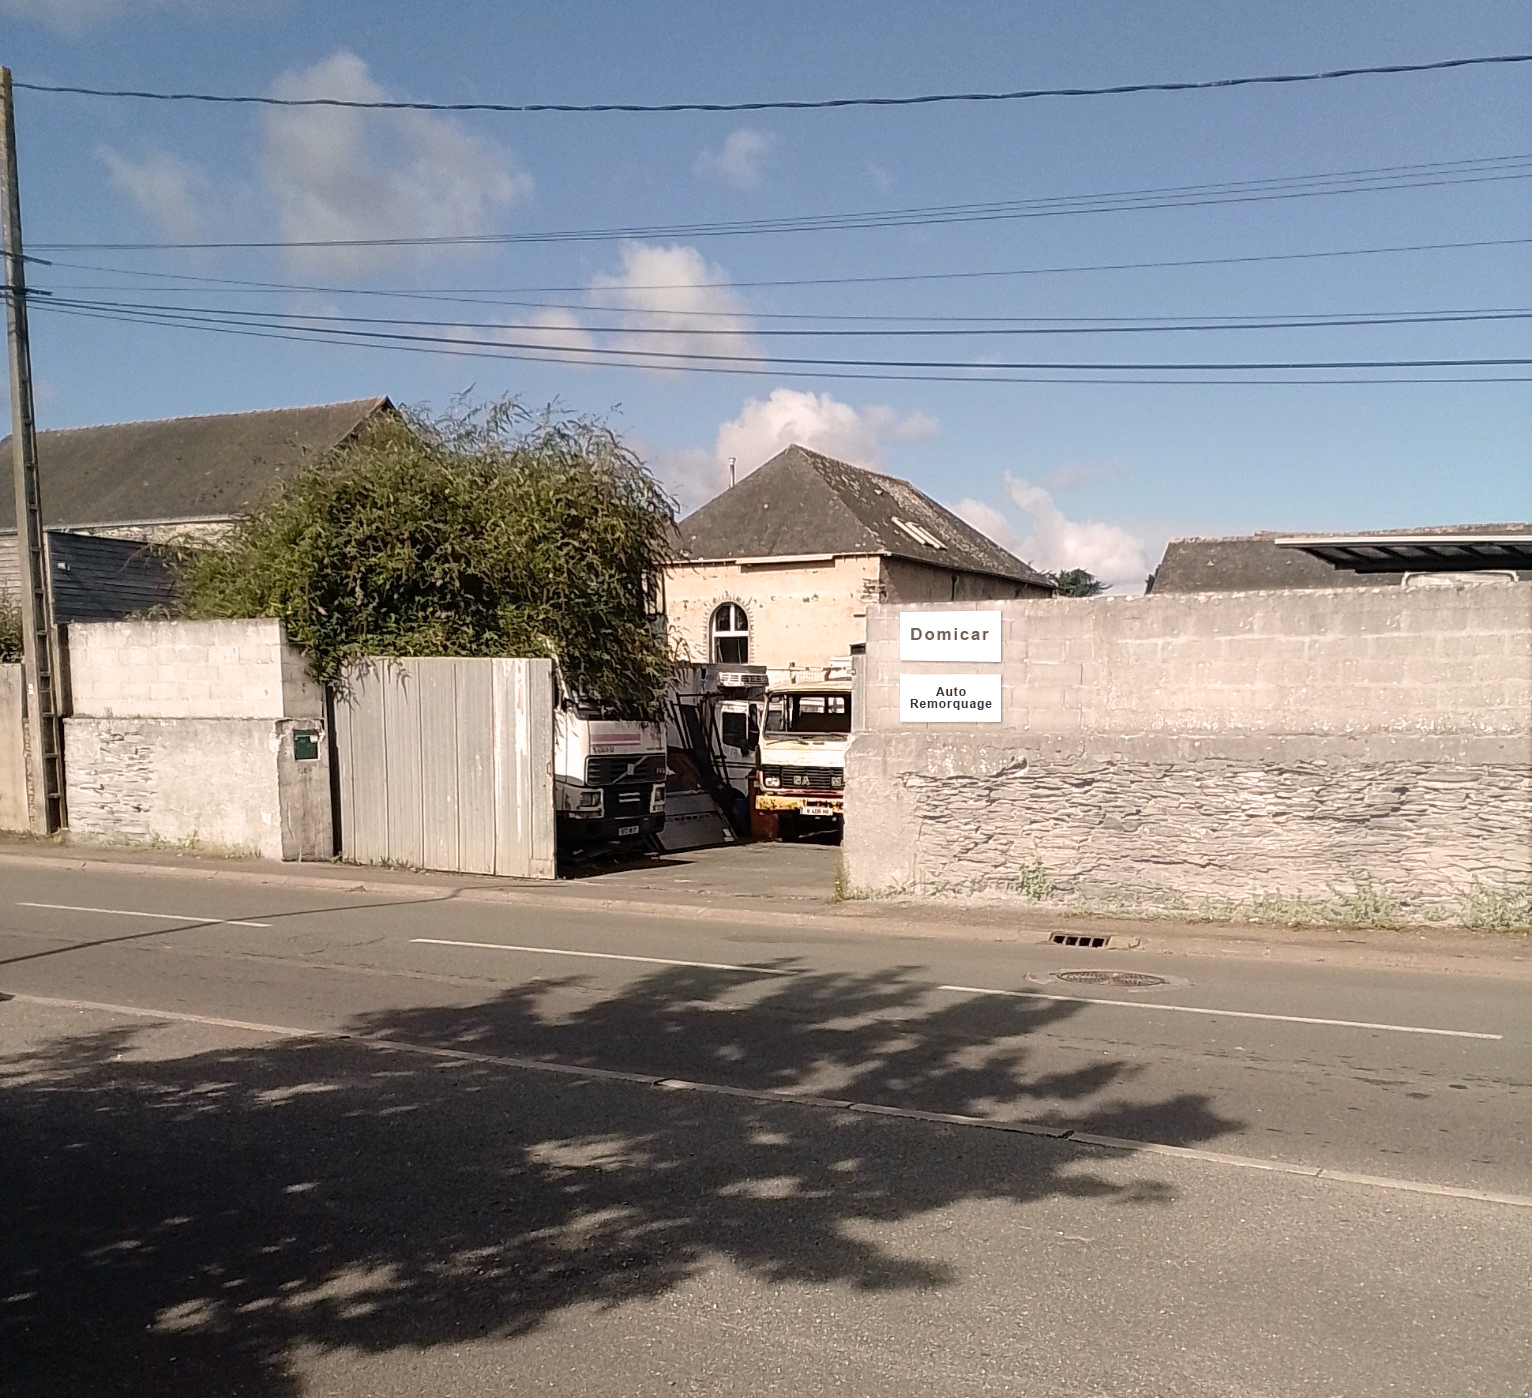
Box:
[31,397,389,438]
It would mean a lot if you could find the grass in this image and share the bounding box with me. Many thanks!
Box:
[1462,880,1532,932]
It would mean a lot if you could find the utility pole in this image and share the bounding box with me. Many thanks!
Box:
[2,68,64,834]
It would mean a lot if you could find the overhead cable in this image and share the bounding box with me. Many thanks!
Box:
[41,302,1530,385]
[15,53,1532,114]
[32,155,1530,252]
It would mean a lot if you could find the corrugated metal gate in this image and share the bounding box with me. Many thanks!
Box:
[332,657,555,879]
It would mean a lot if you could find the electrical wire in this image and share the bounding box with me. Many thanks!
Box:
[33,155,1530,252]
[33,236,1532,305]
[16,53,1532,114]
[36,297,1530,372]
[39,294,1532,337]
[40,302,1530,385]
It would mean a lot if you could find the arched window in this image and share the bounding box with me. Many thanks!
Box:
[710,602,750,664]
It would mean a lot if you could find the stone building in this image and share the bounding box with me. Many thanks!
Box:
[665,443,1052,683]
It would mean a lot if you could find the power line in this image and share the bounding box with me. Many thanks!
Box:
[42,294,1532,337]
[36,297,1530,372]
[35,236,1532,302]
[41,302,1530,385]
[15,53,1532,114]
[33,155,1530,252]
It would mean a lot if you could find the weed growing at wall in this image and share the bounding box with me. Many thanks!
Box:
[0,601,21,663]
[1463,880,1532,931]
[180,397,677,717]
[1013,857,1053,901]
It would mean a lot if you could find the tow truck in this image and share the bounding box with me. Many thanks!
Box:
[750,676,853,840]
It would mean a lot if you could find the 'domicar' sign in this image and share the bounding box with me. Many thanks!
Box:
[899,610,1002,663]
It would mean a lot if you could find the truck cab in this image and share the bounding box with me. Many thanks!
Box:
[751,678,853,839]
[553,701,667,852]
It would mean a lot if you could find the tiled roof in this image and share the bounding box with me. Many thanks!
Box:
[677,443,1051,588]
[0,398,393,530]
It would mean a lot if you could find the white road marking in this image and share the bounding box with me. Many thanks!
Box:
[8,991,1529,1210]
[937,983,1501,1040]
[411,937,795,976]
[17,902,272,929]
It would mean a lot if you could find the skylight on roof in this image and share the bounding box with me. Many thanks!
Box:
[892,517,946,550]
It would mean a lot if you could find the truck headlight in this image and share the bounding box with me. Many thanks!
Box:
[578,789,603,811]
[650,783,665,813]
[762,775,780,788]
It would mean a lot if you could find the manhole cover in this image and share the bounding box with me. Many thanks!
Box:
[1053,970,1169,989]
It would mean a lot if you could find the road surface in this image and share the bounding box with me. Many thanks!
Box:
[2,856,1528,1396]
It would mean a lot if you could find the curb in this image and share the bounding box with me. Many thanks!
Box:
[2,846,1527,975]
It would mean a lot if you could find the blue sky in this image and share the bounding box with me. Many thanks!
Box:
[3,0,1529,587]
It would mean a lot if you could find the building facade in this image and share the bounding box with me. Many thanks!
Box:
[665,444,1052,684]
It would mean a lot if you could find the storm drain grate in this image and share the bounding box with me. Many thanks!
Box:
[1049,933,1110,949]
[1054,970,1169,989]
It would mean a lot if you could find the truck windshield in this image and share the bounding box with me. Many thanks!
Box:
[764,693,852,734]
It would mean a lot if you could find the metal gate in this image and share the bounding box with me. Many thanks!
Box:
[331,656,555,878]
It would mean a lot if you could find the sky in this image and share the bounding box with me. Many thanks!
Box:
[2,0,1529,590]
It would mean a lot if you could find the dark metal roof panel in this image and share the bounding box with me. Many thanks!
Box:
[1275,531,1532,572]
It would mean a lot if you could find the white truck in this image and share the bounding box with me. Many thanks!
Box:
[751,676,853,839]
[553,698,667,853]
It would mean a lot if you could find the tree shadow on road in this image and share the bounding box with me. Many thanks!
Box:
[0,964,1240,1397]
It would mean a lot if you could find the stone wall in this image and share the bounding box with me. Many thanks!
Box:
[844,580,1532,921]
[62,618,331,860]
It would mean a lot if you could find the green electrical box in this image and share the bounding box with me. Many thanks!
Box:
[292,730,321,762]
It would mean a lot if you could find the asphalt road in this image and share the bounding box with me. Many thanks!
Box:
[2,857,1528,1396]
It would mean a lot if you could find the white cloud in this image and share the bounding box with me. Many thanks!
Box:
[97,147,213,241]
[261,51,532,271]
[694,128,775,189]
[589,242,760,368]
[491,307,599,364]
[953,474,1150,592]
[658,387,939,510]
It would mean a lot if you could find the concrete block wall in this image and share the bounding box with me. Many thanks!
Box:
[67,617,323,720]
[62,618,331,860]
[0,664,26,832]
[844,581,1532,921]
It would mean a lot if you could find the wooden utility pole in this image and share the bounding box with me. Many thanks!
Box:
[2,68,64,834]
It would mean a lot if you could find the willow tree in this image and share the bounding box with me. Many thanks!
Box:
[180,399,676,716]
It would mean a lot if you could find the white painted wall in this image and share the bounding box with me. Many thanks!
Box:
[0,664,27,833]
[62,618,332,859]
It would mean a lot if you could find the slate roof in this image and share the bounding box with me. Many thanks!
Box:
[0,398,393,530]
[1152,525,1532,592]
[677,444,1051,589]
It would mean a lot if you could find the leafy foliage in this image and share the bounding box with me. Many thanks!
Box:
[0,600,22,663]
[180,398,677,715]
[1050,568,1107,597]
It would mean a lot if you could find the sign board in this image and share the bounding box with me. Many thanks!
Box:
[899,674,1002,722]
[899,610,1002,663]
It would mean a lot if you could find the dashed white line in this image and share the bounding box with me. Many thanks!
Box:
[936,983,1501,1040]
[17,902,272,929]
[7,991,1528,1210]
[410,937,795,975]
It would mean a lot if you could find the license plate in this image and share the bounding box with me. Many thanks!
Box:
[800,805,836,817]
[618,823,640,836]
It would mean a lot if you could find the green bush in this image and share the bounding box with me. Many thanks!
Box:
[180,398,677,716]
[0,600,22,663]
